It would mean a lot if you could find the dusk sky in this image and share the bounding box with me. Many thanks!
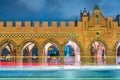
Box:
[0,0,120,22]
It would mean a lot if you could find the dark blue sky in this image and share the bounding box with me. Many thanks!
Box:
[0,0,120,22]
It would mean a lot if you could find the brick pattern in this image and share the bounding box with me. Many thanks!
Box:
[0,33,78,38]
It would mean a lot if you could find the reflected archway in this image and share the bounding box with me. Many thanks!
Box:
[64,40,80,65]
[43,42,60,65]
[21,42,38,65]
[90,41,106,65]
[0,42,16,65]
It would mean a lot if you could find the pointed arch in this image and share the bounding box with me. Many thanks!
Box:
[42,40,60,65]
[0,39,17,63]
[41,38,61,51]
[19,39,40,51]
[62,38,83,52]
[0,39,17,50]
[19,39,40,65]
[88,38,108,51]
[88,38,107,65]
[63,39,81,65]
[114,39,120,64]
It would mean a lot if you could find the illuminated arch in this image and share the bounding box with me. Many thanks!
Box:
[89,39,107,65]
[20,39,39,65]
[41,38,61,51]
[62,38,83,52]
[64,39,81,65]
[42,42,60,65]
[115,39,120,64]
[19,39,40,51]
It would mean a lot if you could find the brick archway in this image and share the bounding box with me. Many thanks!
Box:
[88,38,108,65]
[41,38,61,52]
[0,39,18,55]
[62,38,83,52]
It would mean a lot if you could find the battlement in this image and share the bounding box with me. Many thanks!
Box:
[0,20,119,29]
[0,21,82,28]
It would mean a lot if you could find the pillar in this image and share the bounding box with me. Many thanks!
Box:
[16,50,21,66]
[106,49,116,65]
[82,49,92,65]
[38,51,42,65]
[60,50,64,65]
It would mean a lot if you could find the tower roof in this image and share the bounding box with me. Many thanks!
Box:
[94,5,100,10]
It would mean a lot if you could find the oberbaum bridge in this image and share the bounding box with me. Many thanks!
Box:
[0,5,120,66]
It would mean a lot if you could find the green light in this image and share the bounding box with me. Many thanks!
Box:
[96,32,99,35]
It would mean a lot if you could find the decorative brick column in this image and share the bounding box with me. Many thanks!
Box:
[60,51,64,65]
[38,51,42,65]
[16,50,21,66]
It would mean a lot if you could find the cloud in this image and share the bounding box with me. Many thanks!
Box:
[16,0,46,12]
[16,0,120,19]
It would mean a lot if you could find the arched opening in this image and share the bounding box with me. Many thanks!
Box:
[90,41,106,65]
[116,40,120,64]
[43,42,60,65]
[64,40,80,65]
[0,42,16,66]
[21,42,38,66]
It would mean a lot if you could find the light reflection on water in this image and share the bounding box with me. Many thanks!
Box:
[0,66,120,80]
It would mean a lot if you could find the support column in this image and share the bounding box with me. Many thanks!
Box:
[60,51,64,66]
[106,49,116,65]
[82,49,91,65]
[16,50,21,66]
[0,48,2,66]
[44,55,47,66]
[38,51,42,66]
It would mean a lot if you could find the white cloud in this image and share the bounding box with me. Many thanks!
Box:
[16,0,46,12]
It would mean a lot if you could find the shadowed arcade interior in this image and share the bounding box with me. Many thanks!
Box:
[0,42,16,65]
[22,42,38,65]
[90,41,106,65]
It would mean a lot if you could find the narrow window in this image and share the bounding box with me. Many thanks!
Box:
[109,21,111,28]
[84,22,86,28]
[96,15,99,24]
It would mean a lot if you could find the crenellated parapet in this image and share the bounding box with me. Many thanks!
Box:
[0,20,119,29]
[0,21,82,28]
